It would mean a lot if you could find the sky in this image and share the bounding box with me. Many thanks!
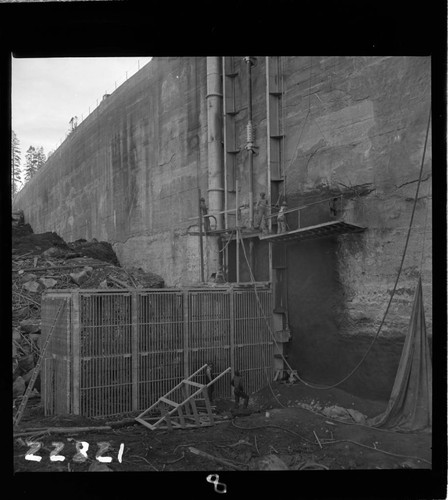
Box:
[12,56,152,181]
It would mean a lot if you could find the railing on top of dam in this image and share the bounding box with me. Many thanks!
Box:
[50,58,152,156]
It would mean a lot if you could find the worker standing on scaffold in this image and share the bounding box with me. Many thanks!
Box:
[254,192,269,234]
[277,201,287,234]
[200,197,211,233]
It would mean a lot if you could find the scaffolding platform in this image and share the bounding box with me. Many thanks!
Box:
[187,229,230,236]
[259,220,366,243]
[188,228,261,240]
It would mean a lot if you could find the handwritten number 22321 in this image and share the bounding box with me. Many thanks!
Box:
[25,441,125,463]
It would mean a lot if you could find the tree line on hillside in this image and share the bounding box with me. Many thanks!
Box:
[11,130,49,199]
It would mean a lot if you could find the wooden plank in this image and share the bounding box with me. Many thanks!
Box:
[189,398,200,425]
[159,397,179,407]
[177,406,186,427]
[202,387,214,425]
[160,406,172,430]
[14,263,110,273]
[183,380,204,388]
[183,415,198,422]
[135,417,156,430]
[182,399,192,418]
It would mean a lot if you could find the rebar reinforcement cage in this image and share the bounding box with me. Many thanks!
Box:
[41,286,274,417]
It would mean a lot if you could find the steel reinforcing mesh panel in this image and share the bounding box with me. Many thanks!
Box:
[43,287,274,418]
[137,291,184,410]
[234,290,274,395]
[79,293,133,416]
[188,290,232,399]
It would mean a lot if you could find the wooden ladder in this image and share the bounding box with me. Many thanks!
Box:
[135,365,231,431]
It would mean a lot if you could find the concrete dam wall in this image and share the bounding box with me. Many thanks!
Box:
[15,57,215,286]
[14,56,432,400]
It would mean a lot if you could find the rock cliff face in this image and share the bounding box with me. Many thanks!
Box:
[279,57,431,399]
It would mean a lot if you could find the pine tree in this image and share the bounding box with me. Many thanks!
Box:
[24,146,38,181]
[35,146,47,170]
[24,145,47,182]
[11,130,21,197]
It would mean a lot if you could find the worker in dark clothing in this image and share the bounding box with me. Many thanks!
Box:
[200,197,211,233]
[231,369,249,409]
[205,362,215,403]
[277,201,287,234]
[329,197,339,217]
[254,192,268,234]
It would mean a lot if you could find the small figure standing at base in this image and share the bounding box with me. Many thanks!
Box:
[277,201,287,234]
[214,265,226,284]
[231,369,249,409]
[200,197,211,233]
[205,362,215,403]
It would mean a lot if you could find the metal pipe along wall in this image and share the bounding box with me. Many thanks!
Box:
[206,57,224,231]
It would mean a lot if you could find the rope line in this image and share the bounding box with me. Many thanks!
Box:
[240,236,291,400]
[239,105,432,390]
[419,181,431,271]
[238,234,287,408]
[219,230,235,253]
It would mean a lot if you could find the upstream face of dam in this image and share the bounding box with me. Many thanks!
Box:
[15,57,213,286]
[14,56,432,399]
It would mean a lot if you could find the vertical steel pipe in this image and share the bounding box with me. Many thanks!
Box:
[244,56,255,229]
[206,57,224,231]
[198,189,205,282]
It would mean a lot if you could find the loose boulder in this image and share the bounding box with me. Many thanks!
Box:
[21,273,37,283]
[22,281,40,293]
[346,408,367,424]
[39,277,58,288]
[20,319,41,335]
[70,267,93,285]
[18,353,35,373]
[322,405,351,420]
[13,376,25,398]
[42,247,65,258]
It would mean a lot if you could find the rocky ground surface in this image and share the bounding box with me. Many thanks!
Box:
[13,379,431,473]
[12,212,164,402]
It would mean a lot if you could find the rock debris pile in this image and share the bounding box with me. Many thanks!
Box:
[12,210,164,403]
